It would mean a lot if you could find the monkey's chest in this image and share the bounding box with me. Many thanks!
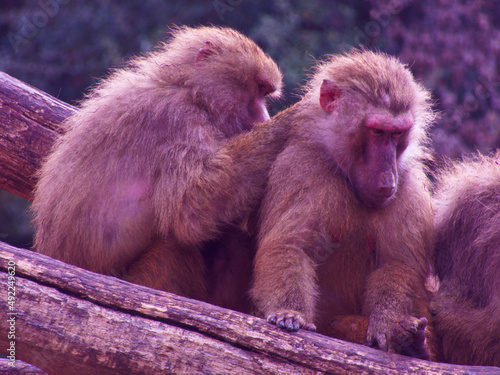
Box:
[315,232,376,315]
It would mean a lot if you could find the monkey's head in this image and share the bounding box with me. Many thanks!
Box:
[161,26,283,137]
[307,50,433,208]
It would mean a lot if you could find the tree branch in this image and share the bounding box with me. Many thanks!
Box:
[0,71,74,200]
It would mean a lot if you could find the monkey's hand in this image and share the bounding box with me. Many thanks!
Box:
[267,310,317,332]
[367,314,429,359]
[388,316,429,360]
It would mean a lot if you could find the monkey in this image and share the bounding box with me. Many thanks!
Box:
[31,25,286,309]
[250,50,437,360]
[431,152,500,366]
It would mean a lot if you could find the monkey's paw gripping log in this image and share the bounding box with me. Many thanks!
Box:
[267,310,317,332]
[367,314,430,359]
[389,316,429,360]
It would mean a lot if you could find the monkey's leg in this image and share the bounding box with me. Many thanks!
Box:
[204,227,255,313]
[123,238,207,301]
[325,315,368,344]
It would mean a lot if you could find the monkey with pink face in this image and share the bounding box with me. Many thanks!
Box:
[251,50,437,360]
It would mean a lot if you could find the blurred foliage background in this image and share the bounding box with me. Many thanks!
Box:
[0,0,499,248]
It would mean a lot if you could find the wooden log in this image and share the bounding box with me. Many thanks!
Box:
[0,358,46,375]
[1,241,499,374]
[0,71,74,201]
[0,70,499,374]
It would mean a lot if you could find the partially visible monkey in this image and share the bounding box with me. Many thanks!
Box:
[432,152,500,366]
[251,50,437,359]
[32,26,285,309]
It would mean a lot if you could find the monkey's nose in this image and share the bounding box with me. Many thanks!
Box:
[260,107,271,122]
[378,186,395,197]
[378,172,396,197]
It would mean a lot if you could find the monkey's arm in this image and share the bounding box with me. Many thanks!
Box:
[251,143,331,331]
[155,118,288,247]
[363,262,429,350]
[252,216,321,330]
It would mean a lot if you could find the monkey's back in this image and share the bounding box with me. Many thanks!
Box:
[433,152,500,302]
[31,62,210,275]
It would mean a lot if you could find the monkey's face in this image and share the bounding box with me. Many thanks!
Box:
[349,108,413,208]
[210,74,277,136]
[318,79,413,208]
[191,37,282,137]
[242,76,279,128]
[224,64,282,133]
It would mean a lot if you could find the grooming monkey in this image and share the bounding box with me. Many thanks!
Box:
[32,26,285,309]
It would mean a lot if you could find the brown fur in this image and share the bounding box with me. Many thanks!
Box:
[203,225,256,312]
[31,26,285,310]
[432,151,500,366]
[251,50,437,359]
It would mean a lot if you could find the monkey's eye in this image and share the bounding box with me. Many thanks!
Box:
[391,131,403,139]
[257,80,274,96]
[260,85,272,96]
[371,128,384,135]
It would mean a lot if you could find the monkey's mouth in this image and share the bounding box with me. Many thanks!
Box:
[367,197,394,209]
[358,189,396,209]
[350,175,396,209]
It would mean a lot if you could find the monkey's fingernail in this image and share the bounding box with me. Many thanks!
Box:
[268,315,276,324]
[278,320,285,328]
[292,321,300,331]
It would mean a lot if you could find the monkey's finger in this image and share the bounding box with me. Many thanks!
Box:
[417,317,428,330]
[398,316,427,335]
[275,313,287,329]
[284,317,300,331]
[305,323,317,332]
[404,320,418,333]
[376,333,388,351]
[267,314,277,325]
[267,313,288,329]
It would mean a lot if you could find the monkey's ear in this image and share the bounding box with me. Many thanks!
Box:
[194,41,217,67]
[319,79,341,113]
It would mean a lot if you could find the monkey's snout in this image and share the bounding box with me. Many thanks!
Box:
[377,172,396,197]
[378,185,395,197]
